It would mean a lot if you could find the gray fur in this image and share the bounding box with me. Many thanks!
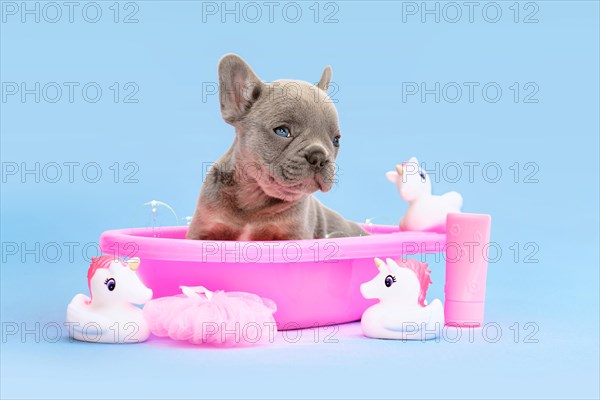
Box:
[187,54,367,241]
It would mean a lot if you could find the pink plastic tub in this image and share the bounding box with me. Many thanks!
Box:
[99,224,447,329]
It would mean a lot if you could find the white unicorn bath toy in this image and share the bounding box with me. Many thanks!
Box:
[66,256,153,343]
[360,258,444,340]
[386,157,463,232]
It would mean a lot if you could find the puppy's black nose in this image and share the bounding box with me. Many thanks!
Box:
[306,149,327,170]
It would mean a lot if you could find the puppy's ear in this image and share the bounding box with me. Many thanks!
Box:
[316,65,332,91]
[218,54,264,123]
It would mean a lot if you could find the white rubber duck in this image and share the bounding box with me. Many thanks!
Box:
[386,157,463,232]
[360,258,444,340]
[66,256,153,343]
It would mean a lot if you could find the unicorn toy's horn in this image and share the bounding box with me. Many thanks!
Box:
[395,164,403,175]
[127,257,141,271]
[374,258,386,270]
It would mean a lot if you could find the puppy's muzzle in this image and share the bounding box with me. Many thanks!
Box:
[305,145,329,172]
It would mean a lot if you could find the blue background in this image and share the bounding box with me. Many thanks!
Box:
[1,1,599,398]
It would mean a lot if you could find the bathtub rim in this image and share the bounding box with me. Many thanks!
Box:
[100,224,447,263]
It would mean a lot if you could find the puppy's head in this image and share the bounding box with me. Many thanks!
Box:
[218,54,340,201]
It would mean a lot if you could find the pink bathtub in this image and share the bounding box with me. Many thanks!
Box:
[99,224,448,329]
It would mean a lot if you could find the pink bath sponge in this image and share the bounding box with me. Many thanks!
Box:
[143,286,277,346]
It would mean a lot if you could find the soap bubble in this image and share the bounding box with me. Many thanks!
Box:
[142,200,179,237]
[364,217,375,227]
[358,217,376,236]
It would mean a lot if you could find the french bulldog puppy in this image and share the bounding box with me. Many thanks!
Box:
[186,54,367,241]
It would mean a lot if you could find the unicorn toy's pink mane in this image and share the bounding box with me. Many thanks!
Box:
[396,258,432,307]
[87,256,120,294]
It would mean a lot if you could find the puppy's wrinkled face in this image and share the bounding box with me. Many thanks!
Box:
[218,54,340,201]
[238,80,340,200]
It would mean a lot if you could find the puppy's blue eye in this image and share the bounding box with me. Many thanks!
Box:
[273,126,291,138]
[333,136,340,147]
